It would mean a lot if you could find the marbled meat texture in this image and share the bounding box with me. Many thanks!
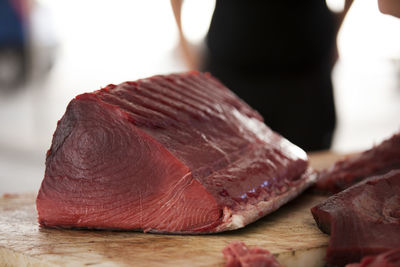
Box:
[37,71,314,234]
[311,170,400,267]
[315,131,400,194]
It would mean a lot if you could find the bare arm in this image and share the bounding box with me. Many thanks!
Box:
[336,0,354,33]
[378,0,400,17]
[170,0,200,70]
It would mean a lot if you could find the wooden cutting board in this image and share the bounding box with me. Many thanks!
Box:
[0,152,346,267]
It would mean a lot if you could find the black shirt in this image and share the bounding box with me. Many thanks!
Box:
[203,0,337,151]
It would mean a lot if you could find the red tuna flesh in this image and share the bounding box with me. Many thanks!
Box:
[346,249,400,267]
[315,132,400,194]
[37,71,314,234]
[223,241,283,267]
[311,170,400,266]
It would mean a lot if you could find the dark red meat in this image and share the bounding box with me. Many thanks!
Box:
[315,132,400,194]
[311,170,400,267]
[346,249,400,267]
[223,241,283,267]
[36,71,314,234]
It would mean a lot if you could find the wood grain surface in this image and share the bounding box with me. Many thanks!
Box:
[0,152,346,267]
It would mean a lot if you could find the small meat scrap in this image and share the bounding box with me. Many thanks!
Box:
[223,241,283,267]
[311,170,400,267]
[36,71,314,234]
[346,249,400,267]
[315,131,400,194]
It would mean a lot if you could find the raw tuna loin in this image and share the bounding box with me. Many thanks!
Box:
[346,249,400,267]
[37,71,314,234]
[315,131,400,194]
[311,170,400,266]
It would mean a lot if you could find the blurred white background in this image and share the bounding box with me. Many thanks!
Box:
[0,0,399,193]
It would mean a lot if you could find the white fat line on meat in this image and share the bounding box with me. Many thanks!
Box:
[200,133,230,163]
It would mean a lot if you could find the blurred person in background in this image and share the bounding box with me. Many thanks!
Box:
[0,0,29,89]
[172,0,354,152]
[0,0,56,92]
